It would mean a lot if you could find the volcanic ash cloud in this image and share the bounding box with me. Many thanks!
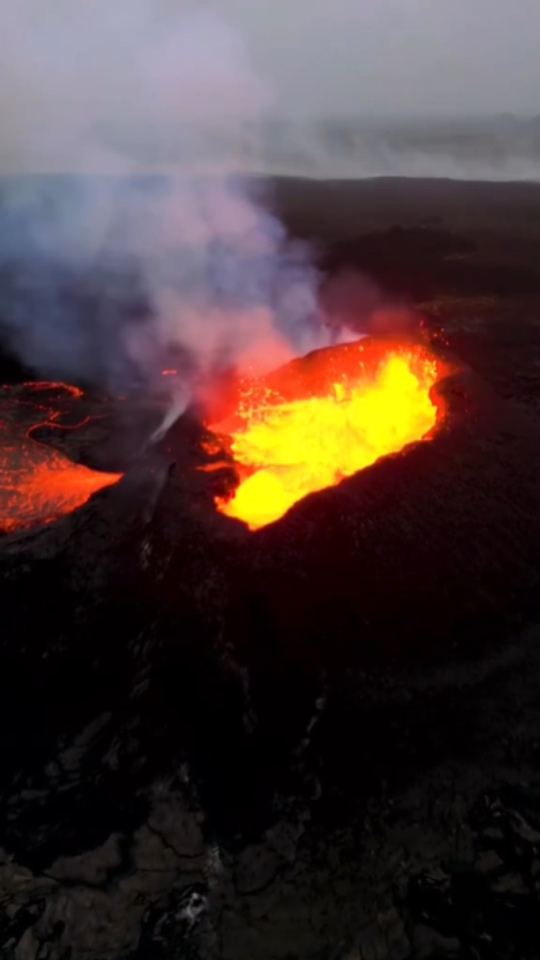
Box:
[0,2,333,409]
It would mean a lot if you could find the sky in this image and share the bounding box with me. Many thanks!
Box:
[203,0,540,117]
[0,0,538,174]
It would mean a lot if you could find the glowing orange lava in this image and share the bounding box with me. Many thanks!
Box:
[0,382,122,535]
[206,341,442,530]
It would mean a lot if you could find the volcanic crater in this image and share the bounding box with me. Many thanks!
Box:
[2,329,539,675]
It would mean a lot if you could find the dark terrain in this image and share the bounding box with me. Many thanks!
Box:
[3,176,540,959]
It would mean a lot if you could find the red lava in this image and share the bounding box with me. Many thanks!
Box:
[204,339,444,530]
[0,382,122,534]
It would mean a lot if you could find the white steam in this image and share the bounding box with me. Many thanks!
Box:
[0,1,337,410]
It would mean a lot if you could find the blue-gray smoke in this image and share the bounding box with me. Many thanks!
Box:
[0,174,325,391]
[0,4,330,397]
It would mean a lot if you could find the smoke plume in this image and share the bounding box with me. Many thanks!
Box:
[0,1,334,409]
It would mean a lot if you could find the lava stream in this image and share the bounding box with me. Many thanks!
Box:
[0,382,122,534]
[206,341,442,530]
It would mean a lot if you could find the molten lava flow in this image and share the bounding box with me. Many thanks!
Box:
[206,341,442,530]
[0,382,122,535]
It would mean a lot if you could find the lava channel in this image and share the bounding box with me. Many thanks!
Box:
[0,382,122,535]
[204,340,444,530]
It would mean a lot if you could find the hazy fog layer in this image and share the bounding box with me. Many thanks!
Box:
[0,5,337,395]
[0,0,539,176]
[215,0,540,119]
[0,0,537,400]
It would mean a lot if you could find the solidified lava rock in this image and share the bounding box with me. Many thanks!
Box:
[399,782,540,959]
[320,226,540,302]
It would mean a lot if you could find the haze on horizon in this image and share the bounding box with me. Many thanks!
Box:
[214,0,540,119]
[0,0,538,176]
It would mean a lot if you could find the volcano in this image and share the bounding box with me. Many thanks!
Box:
[4,179,540,960]
[2,333,540,957]
[0,339,447,539]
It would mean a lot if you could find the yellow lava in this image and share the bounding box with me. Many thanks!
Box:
[212,352,439,530]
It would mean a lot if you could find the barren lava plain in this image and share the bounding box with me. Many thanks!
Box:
[3,176,540,959]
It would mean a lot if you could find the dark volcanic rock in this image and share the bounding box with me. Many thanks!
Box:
[320,226,540,302]
[2,337,540,865]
